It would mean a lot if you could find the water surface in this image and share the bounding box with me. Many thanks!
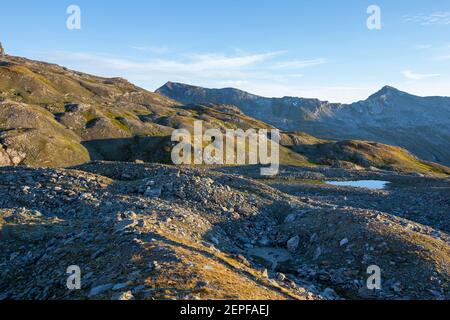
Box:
[326,180,390,190]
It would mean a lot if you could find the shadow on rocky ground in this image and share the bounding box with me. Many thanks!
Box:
[0,162,448,300]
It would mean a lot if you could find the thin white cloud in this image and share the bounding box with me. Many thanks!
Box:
[183,51,285,69]
[54,51,286,74]
[40,50,325,86]
[405,11,450,25]
[269,58,327,69]
[401,70,440,81]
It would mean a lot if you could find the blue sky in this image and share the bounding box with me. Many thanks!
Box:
[1,0,449,102]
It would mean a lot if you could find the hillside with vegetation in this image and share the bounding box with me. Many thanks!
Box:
[1,53,448,176]
[0,50,449,301]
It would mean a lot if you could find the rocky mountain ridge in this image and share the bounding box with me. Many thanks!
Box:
[157,82,450,166]
[0,54,449,176]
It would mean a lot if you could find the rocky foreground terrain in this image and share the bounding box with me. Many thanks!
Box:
[0,162,448,300]
[0,48,449,300]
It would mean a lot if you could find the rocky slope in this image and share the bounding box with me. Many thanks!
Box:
[0,54,174,166]
[294,139,450,175]
[0,54,308,168]
[1,54,448,176]
[0,162,448,300]
[157,82,450,166]
[0,51,449,301]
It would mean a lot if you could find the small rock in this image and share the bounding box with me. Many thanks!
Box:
[137,219,146,228]
[391,282,402,293]
[149,261,161,271]
[112,291,134,300]
[321,287,338,300]
[358,286,379,299]
[91,249,105,259]
[112,283,129,291]
[9,252,19,261]
[236,254,250,266]
[287,236,300,252]
[0,292,10,300]
[284,214,297,223]
[132,285,146,293]
[84,272,94,280]
[340,238,349,247]
[202,241,215,249]
[261,269,269,278]
[288,281,297,289]
[276,273,286,281]
[144,188,162,198]
[208,236,220,245]
[310,233,318,242]
[196,281,209,289]
[313,246,322,260]
[115,219,137,232]
[89,284,113,297]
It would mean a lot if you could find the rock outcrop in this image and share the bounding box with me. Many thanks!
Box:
[0,145,26,166]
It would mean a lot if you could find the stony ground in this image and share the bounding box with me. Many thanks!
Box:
[0,162,449,300]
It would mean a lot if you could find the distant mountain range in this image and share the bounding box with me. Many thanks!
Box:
[157,82,450,166]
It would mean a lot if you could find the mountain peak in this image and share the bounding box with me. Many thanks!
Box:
[376,85,400,94]
[369,85,404,100]
[161,81,181,89]
[162,81,198,89]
